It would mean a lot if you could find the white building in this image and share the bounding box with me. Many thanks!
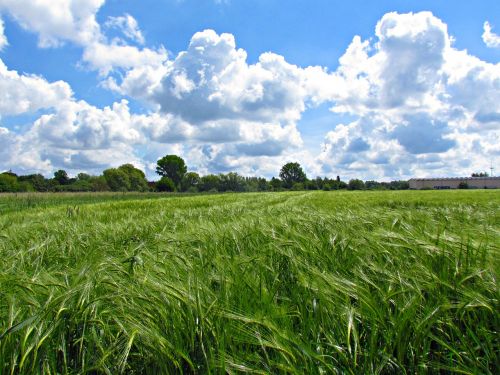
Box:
[409,177,500,190]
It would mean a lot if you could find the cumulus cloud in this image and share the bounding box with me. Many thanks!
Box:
[82,42,167,76]
[0,0,104,47]
[110,29,311,162]
[0,56,149,174]
[0,59,73,115]
[316,11,500,179]
[150,30,308,125]
[0,0,167,75]
[1,98,148,175]
[0,8,498,179]
[482,21,500,48]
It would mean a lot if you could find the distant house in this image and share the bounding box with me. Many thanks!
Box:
[409,177,500,190]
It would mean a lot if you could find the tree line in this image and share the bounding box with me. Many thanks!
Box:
[0,155,409,193]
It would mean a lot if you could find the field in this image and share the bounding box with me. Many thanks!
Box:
[0,190,498,374]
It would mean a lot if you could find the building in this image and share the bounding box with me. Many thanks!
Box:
[409,177,500,190]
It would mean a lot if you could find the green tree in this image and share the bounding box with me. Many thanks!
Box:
[279,162,307,189]
[181,172,200,192]
[156,176,176,192]
[54,169,69,185]
[348,179,365,190]
[270,177,282,191]
[199,174,221,192]
[90,176,110,191]
[156,155,187,187]
[219,172,246,192]
[77,173,91,181]
[0,173,19,192]
[18,174,50,192]
[103,168,130,191]
[118,164,148,191]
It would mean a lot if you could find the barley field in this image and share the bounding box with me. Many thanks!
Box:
[0,190,498,374]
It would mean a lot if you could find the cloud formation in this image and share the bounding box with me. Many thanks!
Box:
[0,0,167,75]
[482,21,500,48]
[0,60,73,115]
[105,14,145,45]
[0,5,498,179]
[317,12,500,179]
[0,0,104,47]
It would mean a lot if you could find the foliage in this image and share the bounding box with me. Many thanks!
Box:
[458,181,469,189]
[199,174,221,192]
[103,168,131,191]
[156,176,176,192]
[1,154,412,193]
[118,164,149,192]
[0,173,19,192]
[270,177,282,191]
[0,190,497,373]
[156,155,187,187]
[348,178,365,190]
[219,172,246,192]
[472,172,489,177]
[180,172,200,192]
[102,164,149,192]
[279,162,307,188]
[54,169,70,185]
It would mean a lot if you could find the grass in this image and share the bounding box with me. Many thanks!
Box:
[0,190,498,374]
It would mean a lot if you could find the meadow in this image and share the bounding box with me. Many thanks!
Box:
[0,190,498,374]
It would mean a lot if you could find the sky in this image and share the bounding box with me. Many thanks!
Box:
[0,0,499,180]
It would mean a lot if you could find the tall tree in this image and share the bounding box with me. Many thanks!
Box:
[181,172,200,192]
[279,162,306,189]
[156,155,187,187]
[118,164,149,191]
[103,168,130,191]
[54,169,69,185]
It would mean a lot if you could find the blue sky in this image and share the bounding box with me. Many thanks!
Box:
[0,0,499,179]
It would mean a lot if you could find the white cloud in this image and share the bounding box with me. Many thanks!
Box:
[1,98,148,175]
[0,17,7,50]
[1,9,499,179]
[110,29,312,162]
[105,14,145,45]
[147,30,308,125]
[0,0,104,47]
[316,11,500,179]
[0,55,149,174]
[32,99,142,150]
[482,21,500,48]
[0,59,73,115]
[0,0,168,75]
[82,42,167,76]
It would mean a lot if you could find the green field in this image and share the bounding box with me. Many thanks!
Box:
[0,191,498,374]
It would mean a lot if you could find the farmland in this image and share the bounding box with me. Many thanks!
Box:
[0,190,498,374]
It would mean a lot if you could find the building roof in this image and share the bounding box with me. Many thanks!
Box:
[409,176,499,181]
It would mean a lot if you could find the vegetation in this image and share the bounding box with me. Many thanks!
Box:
[279,162,307,188]
[0,190,498,373]
[0,157,413,194]
[156,154,188,189]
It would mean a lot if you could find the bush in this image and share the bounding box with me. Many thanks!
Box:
[348,179,365,190]
[291,182,305,191]
[156,176,176,192]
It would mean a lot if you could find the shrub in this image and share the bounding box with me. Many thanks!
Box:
[156,176,176,192]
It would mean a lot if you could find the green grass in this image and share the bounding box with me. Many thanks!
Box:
[0,190,498,374]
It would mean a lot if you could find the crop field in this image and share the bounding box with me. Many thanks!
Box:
[0,190,498,374]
